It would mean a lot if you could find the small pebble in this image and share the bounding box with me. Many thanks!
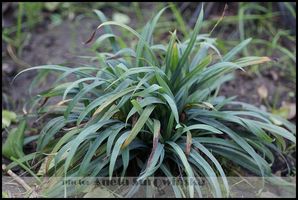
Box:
[2,63,16,76]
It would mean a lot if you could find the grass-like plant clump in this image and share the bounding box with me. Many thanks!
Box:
[7,5,296,198]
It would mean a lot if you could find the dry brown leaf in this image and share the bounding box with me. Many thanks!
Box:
[257,84,268,99]
[270,70,279,81]
[281,101,296,119]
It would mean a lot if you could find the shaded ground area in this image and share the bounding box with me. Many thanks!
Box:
[2,18,99,110]
[221,70,296,113]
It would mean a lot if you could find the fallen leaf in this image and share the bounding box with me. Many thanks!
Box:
[257,85,268,100]
[112,13,131,24]
[2,63,16,75]
[281,101,296,119]
[269,70,279,81]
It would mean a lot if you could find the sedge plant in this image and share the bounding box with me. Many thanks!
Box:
[9,6,296,198]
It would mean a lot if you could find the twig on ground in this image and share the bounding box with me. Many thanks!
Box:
[2,164,39,198]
